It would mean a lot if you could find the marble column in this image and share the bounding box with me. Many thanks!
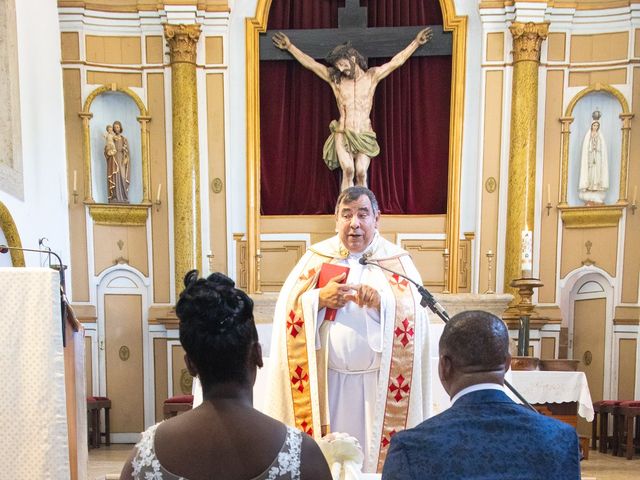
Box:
[503,22,548,296]
[164,24,202,298]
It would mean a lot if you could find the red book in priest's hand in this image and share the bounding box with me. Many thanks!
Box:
[317,263,350,321]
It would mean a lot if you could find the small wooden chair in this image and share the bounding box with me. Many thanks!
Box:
[617,401,640,459]
[163,395,194,419]
[86,396,112,448]
[598,400,621,453]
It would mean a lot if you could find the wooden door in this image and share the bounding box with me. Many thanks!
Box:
[101,294,145,441]
[572,297,606,436]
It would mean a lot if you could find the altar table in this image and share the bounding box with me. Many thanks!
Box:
[509,370,594,422]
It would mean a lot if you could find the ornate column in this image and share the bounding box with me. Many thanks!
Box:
[164,24,202,298]
[503,22,548,296]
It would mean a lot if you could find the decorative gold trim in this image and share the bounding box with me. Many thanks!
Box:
[79,85,152,204]
[479,1,640,10]
[510,22,549,63]
[88,203,151,225]
[441,0,467,294]
[560,84,633,206]
[245,0,467,293]
[558,204,624,228]
[164,24,201,65]
[0,201,25,266]
[57,1,230,13]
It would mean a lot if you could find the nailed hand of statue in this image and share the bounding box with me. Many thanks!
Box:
[416,27,433,45]
[272,31,291,50]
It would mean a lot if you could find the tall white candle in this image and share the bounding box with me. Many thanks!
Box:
[73,170,77,191]
[521,229,533,276]
[156,183,162,203]
[547,184,551,205]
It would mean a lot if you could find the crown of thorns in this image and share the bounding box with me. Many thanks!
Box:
[325,42,367,70]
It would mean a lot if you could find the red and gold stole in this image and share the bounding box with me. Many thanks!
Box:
[375,256,417,472]
[282,253,331,436]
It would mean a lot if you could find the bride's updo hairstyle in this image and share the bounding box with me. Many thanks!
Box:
[176,270,258,385]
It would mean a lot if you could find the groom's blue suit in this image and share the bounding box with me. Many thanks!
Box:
[382,389,580,479]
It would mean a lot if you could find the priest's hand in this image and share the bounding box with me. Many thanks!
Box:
[348,284,381,310]
[319,273,353,309]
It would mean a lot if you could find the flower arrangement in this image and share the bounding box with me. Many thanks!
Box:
[317,432,364,480]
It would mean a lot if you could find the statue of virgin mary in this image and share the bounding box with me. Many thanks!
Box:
[578,110,609,205]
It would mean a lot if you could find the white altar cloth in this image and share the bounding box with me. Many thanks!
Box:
[0,268,71,479]
[509,370,594,421]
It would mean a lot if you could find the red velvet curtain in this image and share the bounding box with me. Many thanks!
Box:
[260,0,451,215]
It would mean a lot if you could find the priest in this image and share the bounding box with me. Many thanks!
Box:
[265,186,431,473]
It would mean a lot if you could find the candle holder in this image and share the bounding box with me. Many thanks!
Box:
[545,201,553,216]
[485,251,495,294]
[72,190,78,204]
[631,202,637,215]
[206,251,215,272]
[442,250,450,294]
[154,184,163,212]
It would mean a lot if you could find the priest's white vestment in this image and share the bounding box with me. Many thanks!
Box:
[265,233,431,473]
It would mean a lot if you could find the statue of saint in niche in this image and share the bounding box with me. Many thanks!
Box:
[273,28,432,191]
[578,110,609,205]
[104,120,130,203]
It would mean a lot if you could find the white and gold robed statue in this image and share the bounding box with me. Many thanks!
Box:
[578,110,609,205]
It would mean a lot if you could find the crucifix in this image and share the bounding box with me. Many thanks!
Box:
[260,0,452,191]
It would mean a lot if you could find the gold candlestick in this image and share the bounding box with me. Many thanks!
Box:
[442,249,450,294]
[485,250,495,294]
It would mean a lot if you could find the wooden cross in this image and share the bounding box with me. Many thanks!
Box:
[259,0,452,60]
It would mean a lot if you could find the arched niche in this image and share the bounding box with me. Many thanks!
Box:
[244,0,467,293]
[558,84,633,228]
[0,201,24,266]
[79,85,152,226]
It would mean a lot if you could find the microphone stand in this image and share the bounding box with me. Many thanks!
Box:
[360,257,538,413]
[0,245,68,347]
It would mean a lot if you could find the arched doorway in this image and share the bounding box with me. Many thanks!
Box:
[94,265,152,442]
[561,268,615,435]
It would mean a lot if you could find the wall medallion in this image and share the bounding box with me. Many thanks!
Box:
[485,177,497,193]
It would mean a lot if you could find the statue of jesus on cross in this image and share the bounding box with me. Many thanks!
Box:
[273,28,433,192]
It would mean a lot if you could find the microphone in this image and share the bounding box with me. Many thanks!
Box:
[360,254,537,412]
[359,255,449,321]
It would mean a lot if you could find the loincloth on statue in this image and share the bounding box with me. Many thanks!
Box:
[322,120,380,170]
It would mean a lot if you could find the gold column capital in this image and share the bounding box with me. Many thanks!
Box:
[164,24,201,64]
[509,22,549,63]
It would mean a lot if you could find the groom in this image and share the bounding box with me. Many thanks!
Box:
[382,310,581,479]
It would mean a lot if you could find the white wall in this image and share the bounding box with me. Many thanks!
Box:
[0,0,71,273]
[227,0,258,236]
[454,0,482,237]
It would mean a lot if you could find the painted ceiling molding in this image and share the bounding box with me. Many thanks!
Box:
[57,1,229,13]
[479,0,640,9]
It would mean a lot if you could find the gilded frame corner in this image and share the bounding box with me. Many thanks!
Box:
[0,201,25,266]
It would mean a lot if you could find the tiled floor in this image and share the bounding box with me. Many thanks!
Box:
[91,445,639,479]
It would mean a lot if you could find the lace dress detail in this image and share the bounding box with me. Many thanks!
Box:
[129,424,303,480]
[264,426,302,480]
